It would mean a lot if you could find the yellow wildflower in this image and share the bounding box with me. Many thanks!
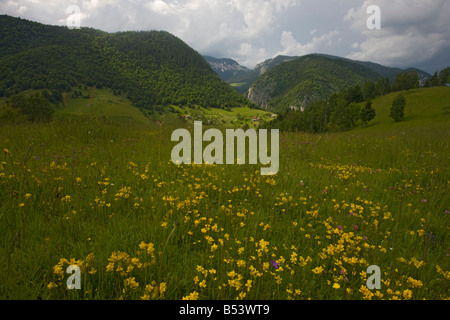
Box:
[403,289,413,300]
[47,281,58,289]
[124,277,139,290]
[236,260,246,268]
[182,291,199,300]
[312,266,324,275]
[245,279,252,292]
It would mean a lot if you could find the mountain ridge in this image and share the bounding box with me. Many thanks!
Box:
[203,56,251,82]
[205,53,431,112]
[246,54,383,112]
[0,14,435,118]
[205,53,431,99]
[0,14,253,111]
[314,53,430,83]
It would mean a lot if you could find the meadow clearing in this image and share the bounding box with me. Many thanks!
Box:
[0,87,449,300]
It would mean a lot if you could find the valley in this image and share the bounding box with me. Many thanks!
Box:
[0,14,449,302]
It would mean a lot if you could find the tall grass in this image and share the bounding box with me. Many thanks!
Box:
[0,104,448,300]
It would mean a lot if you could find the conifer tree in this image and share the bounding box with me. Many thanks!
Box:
[360,101,376,127]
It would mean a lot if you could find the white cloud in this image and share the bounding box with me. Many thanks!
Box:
[257,48,268,60]
[226,0,298,39]
[146,0,173,16]
[17,5,27,13]
[1,0,448,72]
[276,29,339,56]
[236,42,253,56]
[226,43,270,68]
[345,0,450,68]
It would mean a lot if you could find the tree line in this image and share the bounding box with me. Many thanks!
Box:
[423,67,450,87]
[0,15,254,123]
[263,67,447,133]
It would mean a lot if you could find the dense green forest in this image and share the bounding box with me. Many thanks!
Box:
[0,15,253,112]
[247,54,383,112]
[263,67,449,133]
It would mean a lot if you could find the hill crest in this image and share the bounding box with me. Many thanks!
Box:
[0,14,253,111]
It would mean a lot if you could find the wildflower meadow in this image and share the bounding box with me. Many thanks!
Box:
[0,107,449,300]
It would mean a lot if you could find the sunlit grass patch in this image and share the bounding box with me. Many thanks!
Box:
[0,102,449,300]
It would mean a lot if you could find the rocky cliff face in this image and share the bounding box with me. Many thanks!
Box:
[203,56,250,81]
[205,53,431,112]
[245,56,300,109]
[245,54,385,112]
[246,80,275,110]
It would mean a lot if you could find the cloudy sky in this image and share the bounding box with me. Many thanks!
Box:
[1,0,449,73]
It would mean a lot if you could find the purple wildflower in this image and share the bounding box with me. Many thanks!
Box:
[270,260,280,269]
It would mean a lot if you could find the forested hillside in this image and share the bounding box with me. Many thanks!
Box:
[247,54,382,112]
[0,15,252,111]
[263,67,450,133]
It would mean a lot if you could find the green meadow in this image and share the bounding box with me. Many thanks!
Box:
[59,87,275,129]
[0,87,448,300]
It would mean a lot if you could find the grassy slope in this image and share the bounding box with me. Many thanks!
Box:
[171,105,275,128]
[361,87,450,132]
[62,87,276,129]
[63,88,151,127]
[1,86,275,129]
[0,87,448,300]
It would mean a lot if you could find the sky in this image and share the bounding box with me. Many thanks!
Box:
[1,0,449,73]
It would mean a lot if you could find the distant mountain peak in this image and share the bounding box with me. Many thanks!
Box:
[254,55,299,75]
[203,56,250,82]
[205,52,431,100]
[247,54,383,112]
